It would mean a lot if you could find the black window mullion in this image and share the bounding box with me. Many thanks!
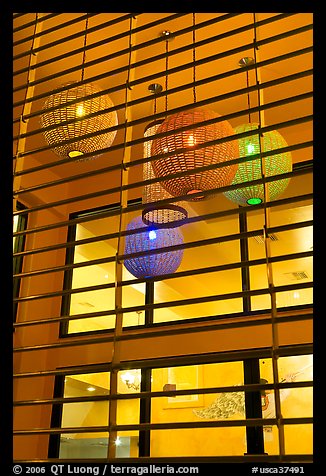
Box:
[48,375,65,458]
[13,202,28,325]
[243,358,266,455]
[138,368,152,457]
[145,282,154,326]
[239,207,251,313]
[59,220,77,337]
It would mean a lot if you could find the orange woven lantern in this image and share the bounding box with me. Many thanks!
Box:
[142,120,188,226]
[40,82,118,160]
[151,108,238,200]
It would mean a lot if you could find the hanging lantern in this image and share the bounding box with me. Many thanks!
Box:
[142,120,188,226]
[150,108,238,201]
[123,215,184,278]
[223,123,292,206]
[40,82,118,160]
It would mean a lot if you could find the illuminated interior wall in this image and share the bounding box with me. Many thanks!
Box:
[56,355,312,458]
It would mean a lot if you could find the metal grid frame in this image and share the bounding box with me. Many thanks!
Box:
[13,12,313,463]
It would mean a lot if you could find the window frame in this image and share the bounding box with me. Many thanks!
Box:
[13,201,28,325]
[48,346,313,459]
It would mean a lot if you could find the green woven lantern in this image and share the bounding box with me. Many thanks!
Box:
[224,123,292,206]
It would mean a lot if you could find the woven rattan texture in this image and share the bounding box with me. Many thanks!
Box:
[224,123,292,205]
[40,82,118,160]
[142,121,187,225]
[151,108,238,201]
[123,215,184,278]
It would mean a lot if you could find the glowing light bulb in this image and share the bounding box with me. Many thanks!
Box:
[187,134,196,147]
[76,104,85,117]
[115,436,122,446]
[87,386,96,392]
[121,371,134,384]
[246,142,255,154]
[293,291,300,299]
[149,230,157,240]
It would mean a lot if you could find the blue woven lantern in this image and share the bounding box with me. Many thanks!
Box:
[123,216,184,278]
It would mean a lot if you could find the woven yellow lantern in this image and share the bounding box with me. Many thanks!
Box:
[40,82,118,160]
[142,120,188,226]
[223,123,292,206]
[150,108,238,200]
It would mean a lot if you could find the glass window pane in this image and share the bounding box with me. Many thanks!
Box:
[59,372,110,458]
[153,214,242,323]
[59,433,109,459]
[66,209,145,334]
[247,201,313,312]
[284,424,313,455]
[259,354,313,454]
[151,361,245,456]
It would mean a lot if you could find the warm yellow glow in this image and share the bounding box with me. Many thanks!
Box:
[121,371,135,385]
[76,104,85,117]
[187,134,196,147]
[246,142,255,154]
[68,150,84,158]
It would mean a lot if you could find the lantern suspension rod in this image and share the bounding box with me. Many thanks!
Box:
[13,185,312,245]
[13,13,302,102]
[12,12,193,91]
[165,34,169,114]
[13,213,312,278]
[13,131,311,219]
[14,115,312,207]
[13,22,312,114]
[192,13,197,104]
[239,56,255,123]
[13,203,312,262]
[14,56,312,144]
[14,73,312,169]
[80,14,89,82]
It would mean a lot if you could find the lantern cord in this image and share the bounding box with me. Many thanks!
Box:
[245,69,251,123]
[117,14,133,255]
[165,38,169,115]
[81,14,89,82]
[192,13,197,104]
[153,95,157,115]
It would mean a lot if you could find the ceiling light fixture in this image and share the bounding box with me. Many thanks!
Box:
[120,371,140,391]
[224,57,292,206]
[40,15,118,161]
[141,34,188,227]
[123,215,184,278]
[151,15,238,201]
